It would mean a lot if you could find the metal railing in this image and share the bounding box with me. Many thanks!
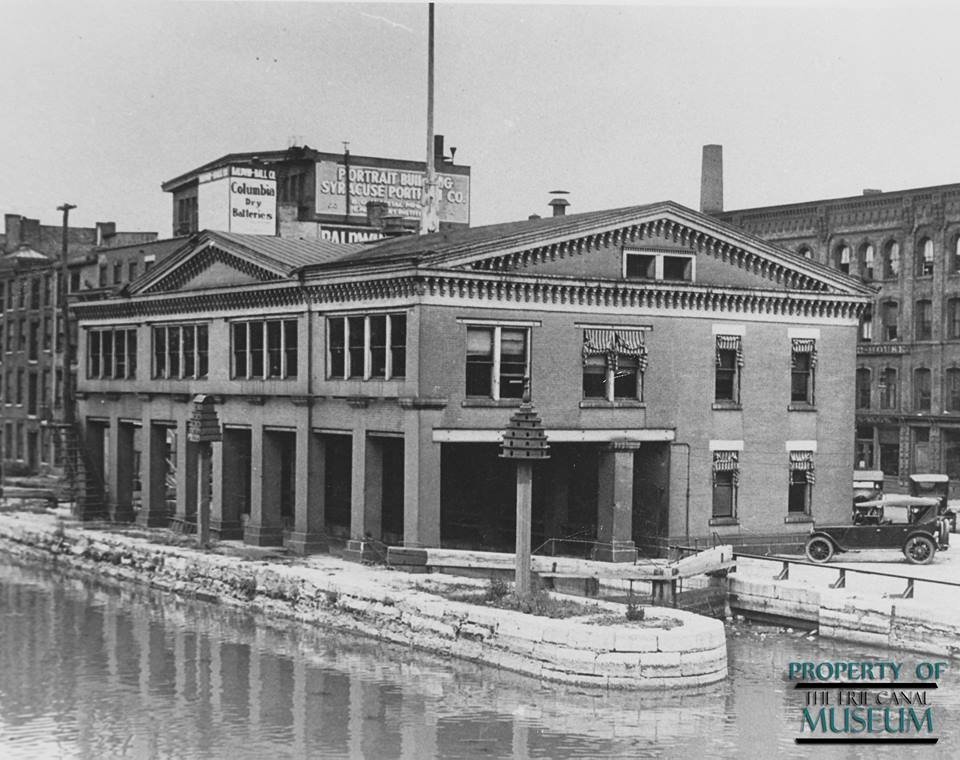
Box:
[732,551,960,599]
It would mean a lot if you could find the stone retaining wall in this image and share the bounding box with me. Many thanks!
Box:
[0,513,727,690]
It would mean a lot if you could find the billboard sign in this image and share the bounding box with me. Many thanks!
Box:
[197,166,277,235]
[315,160,469,225]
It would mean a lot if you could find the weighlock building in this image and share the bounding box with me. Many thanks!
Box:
[73,203,872,558]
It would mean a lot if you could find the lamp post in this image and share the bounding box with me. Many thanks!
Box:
[57,203,76,426]
[499,386,550,596]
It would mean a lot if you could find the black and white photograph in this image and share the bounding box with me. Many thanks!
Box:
[3,1,960,757]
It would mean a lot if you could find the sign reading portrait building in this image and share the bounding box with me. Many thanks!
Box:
[315,160,470,224]
[197,165,277,235]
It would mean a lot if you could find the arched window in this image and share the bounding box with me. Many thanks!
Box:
[859,305,873,342]
[834,243,851,274]
[797,245,813,259]
[946,368,960,412]
[915,299,933,340]
[953,236,960,274]
[914,368,932,411]
[859,243,875,280]
[879,368,898,409]
[916,237,934,277]
[856,368,871,409]
[884,240,900,278]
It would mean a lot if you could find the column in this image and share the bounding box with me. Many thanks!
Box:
[174,417,198,532]
[349,426,368,539]
[596,440,640,562]
[211,430,243,539]
[363,435,384,540]
[544,447,570,548]
[79,420,108,520]
[138,422,169,527]
[289,426,326,554]
[109,419,136,522]
[402,411,442,547]
[245,426,284,546]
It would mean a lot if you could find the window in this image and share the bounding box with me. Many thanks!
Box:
[714,335,742,405]
[915,299,932,341]
[326,313,406,380]
[790,338,816,406]
[113,262,123,285]
[856,425,875,470]
[29,278,40,309]
[581,328,647,402]
[883,241,900,279]
[860,243,875,280]
[856,368,871,409]
[859,306,873,342]
[949,299,960,340]
[232,318,298,380]
[43,274,51,307]
[914,368,931,411]
[712,451,739,519]
[98,264,107,287]
[944,430,960,479]
[27,372,37,415]
[834,244,851,274]
[879,368,898,410]
[953,237,960,274]
[797,246,813,259]
[879,426,900,476]
[881,301,898,341]
[788,451,814,515]
[42,316,51,351]
[152,324,209,379]
[913,427,931,472]
[465,325,529,400]
[128,261,138,281]
[947,368,960,412]
[28,320,38,361]
[916,237,934,277]
[86,327,137,379]
[623,250,695,282]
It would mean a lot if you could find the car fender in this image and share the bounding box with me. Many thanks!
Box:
[807,531,841,552]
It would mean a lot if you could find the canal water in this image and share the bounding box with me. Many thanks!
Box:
[2,556,960,760]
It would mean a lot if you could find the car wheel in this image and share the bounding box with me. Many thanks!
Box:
[903,535,936,565]
[805,536,834,564]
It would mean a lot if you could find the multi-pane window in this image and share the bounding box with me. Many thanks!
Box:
[879,368,898,410]
[153,324,209,379]
[326,314,406,380]
[916,237,934,277]
[946,368,960,412]
[623,251,695,282]
[790,339,816,406]
[881,301,899,341]
[712,451,739,519]
[86,327,137,379]
[835,244,851,274]
[581,328,647,402]
[915,299,932,340]
[232,318,298,380]
[948,299,960,340]
[860,243,875,280]
[856,368,871,409]
[465,325,529,400]
[788,451,815,515]
[883,241,900,279]
[914,368,932,411]
[714,335,742,404]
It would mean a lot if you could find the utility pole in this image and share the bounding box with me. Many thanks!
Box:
[57,203,76,425]
[420,2,439,234]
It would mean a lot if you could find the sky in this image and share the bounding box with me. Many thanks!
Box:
[3,0,960,235]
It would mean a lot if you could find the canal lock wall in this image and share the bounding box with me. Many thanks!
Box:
[0,513,728,690]
[729,574,960,659]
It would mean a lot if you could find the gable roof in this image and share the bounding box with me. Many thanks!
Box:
[305,201,874,296]
[127,230,362,295]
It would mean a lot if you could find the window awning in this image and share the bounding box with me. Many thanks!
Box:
[712,450,740,485]
[791,338,818,368]
[716,335,744,367]
[789,450,816,484]
[582,329,648,372]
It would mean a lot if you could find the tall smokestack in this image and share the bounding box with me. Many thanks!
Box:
[700,144,724,214]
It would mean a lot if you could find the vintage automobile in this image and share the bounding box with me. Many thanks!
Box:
[908,474,958,532]
[804,495,950,565]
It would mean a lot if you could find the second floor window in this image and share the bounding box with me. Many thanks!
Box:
[790,339,816,406]
[788,451,815,515]
[153,324,209,380]
[714,335,742,405]
[232,318,298,380]
[87,327,137,380]
[879,368,898,410]
[466,325,529,400]
[712,451,739,519]
[946,368,960,412]
[856,368,871,409]
[914,368,931,411]
[915,299,932,340]
[582,328,647,402]
[882,301,899,341]
[327,313,406,380]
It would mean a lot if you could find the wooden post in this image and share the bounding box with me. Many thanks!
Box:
[197,442,212,548]
[516,461,532,596]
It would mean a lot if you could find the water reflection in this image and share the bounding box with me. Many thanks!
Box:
[1,557,959,759]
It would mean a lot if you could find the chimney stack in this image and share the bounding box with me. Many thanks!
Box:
[700,144,724,214]
[548,190,570,217]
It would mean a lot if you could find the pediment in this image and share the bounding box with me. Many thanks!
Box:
[136,243,286,294]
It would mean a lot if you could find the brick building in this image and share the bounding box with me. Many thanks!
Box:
[717,175,960,494]
[0,212,175,474]
[73,202,870,556]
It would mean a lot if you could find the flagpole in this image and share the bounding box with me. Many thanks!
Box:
[420,2,439,234]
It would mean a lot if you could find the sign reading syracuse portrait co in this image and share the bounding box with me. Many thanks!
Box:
[197,165,277,235]
[315,160,470,224]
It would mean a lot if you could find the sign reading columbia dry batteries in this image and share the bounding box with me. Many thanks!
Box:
[197,165,277,235]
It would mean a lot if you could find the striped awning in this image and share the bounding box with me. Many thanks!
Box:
[716,335,744,367]
[712,450,740,486]
[791,338,818,368]
[789,450,816,484]
[582,329,648,373]
[582,329,616,358]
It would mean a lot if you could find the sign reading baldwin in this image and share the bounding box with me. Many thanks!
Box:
[197,165,277,235]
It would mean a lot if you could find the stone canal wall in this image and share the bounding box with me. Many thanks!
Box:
[0,512,727,690]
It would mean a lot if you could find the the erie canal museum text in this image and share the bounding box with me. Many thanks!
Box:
[7,141,960,560]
